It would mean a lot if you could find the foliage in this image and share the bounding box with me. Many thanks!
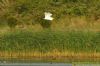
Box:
[0,0,100,29]
[0,30,100,52]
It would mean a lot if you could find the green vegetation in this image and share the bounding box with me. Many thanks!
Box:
[0,0,100,29]
[0,30,100,52]
[0,0,100,62]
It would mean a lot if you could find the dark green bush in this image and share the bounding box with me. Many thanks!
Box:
[40,20,52,28]
[7,17,17,28]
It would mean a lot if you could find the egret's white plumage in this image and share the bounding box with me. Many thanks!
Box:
[44,12,54,21]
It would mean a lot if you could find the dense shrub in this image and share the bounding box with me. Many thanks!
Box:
[0,0,100,28]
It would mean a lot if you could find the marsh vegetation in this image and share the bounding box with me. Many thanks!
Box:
[0,0,100,62]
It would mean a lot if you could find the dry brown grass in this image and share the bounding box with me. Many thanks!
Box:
[0,16,100,32]
[51,16,100,31]
[0,50,100,61]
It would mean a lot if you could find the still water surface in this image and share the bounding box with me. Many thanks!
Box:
[0,63,72,66]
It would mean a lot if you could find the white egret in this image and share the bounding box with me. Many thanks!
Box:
[44,12,54,21]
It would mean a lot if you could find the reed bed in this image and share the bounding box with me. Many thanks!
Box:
[0,30,100,59]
